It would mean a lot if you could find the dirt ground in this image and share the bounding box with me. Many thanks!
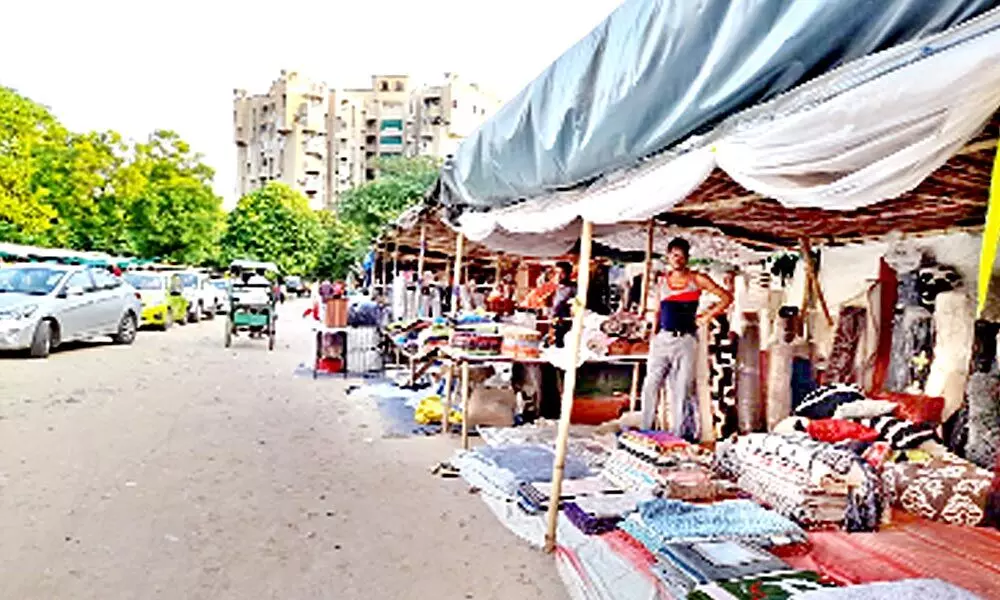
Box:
[0,300,567,600]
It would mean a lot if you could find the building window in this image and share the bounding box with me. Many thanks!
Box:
[394,81,404,92]
[379,136,403,145]
[452,100,457,109]
[379,119,403,131]
[379,81,389,92]
[472,104,477,113]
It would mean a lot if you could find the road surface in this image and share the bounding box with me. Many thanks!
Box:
[0,300,566,600]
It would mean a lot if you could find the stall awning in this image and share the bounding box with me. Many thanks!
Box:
[439,1,1000,247]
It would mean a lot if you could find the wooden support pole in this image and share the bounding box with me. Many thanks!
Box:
[460,361,471,449]
[799,238,833,327]
[417,223,427,282]
[452,234,465,314]
[631,220,656,411]
[544,220,594,553]
[441,363,454,436]
[381,249,388,288]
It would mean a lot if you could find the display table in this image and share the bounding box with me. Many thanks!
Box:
[435,346,648,449]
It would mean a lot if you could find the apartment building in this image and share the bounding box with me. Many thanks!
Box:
[235,71,501,210]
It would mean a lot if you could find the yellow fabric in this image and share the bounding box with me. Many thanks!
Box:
[979,146,1000,317]
[414,395,462,425]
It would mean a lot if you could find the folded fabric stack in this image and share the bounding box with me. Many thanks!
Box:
[715,434,882,531]
[602,448,670,493]
[563,493,648,535]
[881,451,993,526]
[649,539,797,598]
[450,327,504,355]
[416,323,452,350]
[500,325,542,359]
[514,476,624,514]
[687,570,832,600]
[456,443,592,497]
[619,499,807,552]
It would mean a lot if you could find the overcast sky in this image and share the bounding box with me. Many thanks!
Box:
[0,0,622,207]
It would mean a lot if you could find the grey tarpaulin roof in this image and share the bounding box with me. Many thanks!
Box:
[439,0,999,214]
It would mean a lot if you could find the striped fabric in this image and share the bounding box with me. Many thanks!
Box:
[853,415,937,449]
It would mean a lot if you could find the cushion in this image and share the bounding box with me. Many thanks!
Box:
[795,384,866,419]
[833,400,898,420]
[807,419,880,444]
[882,453,992,526]
[869,391,945,425]
[853,415,937,450]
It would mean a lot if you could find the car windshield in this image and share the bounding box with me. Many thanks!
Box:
[124,274,164,290]
[179,274,199,288]
[0,266,65,295]
[211,280,229,290]
[286,277,301,285]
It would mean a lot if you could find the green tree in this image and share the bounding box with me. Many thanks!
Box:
[0,87,63,242]
[337,155,439,238]
[222,183,323,276]
[313,211,365,281]
[125,130,224,263]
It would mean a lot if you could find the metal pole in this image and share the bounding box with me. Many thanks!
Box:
[417,222,427,281]
[452,234,465,313]
[544,220,593,553]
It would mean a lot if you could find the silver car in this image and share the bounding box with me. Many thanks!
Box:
[0,263,142,358]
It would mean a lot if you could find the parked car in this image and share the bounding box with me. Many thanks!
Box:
[209,279,231,314]
[177,271,226,322]
[0,263,141,358]
[284,276,309,298]
[123,271,189,330]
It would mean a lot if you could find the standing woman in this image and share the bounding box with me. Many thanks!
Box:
[641,238,732,441]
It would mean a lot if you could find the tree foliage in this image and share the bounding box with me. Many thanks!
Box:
[0,87,224,263]
[337,155,439,238]
[221,183,323,276]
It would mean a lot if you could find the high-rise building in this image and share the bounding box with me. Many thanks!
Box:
[234,71,501,210]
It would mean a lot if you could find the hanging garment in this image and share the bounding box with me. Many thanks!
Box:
[708,315,739,439]
[790,357,816,411]
[966,320,1000,470]
[925,290,975,419]
[736,313,763,433]
[886,305,935,394]
[827,306,867,384]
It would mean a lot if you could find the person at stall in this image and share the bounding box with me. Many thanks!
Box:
[641,238,733,440]
[550,261,576,347]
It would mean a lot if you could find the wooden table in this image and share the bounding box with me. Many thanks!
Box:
[435,347,649,449]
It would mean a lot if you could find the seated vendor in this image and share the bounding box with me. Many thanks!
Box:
[641,238,732,440]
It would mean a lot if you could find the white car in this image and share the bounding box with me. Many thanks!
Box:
[0,263,141,358]
[177,271,226,322]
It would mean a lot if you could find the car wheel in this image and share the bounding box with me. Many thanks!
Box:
[188,303,202,323]
[29,321,53,359]
[113,313,138,345]
[205,303,216,320]
[162,309,174,331]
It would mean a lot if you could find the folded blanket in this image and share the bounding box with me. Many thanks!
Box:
[620,499,806,549]
[563,501,623,535]
[688,570,831,600]
[795,578,979,600]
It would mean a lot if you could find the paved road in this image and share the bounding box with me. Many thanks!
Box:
[0,301,566,600]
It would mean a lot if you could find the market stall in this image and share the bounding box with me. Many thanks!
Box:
[402,1,1000,598]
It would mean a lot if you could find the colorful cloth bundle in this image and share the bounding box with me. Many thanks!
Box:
[449,328,504,355]
[563,502,622,535]
[500,325,542,359]
[621,499,806,550]
[715,434,882,531]
[688,570,832,600]
[602,448,669,493]
[650,540,792,597]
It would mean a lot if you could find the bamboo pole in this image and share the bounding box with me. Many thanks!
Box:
[452,234,465,314]
[441,363,453,436]
[799,238,833,327]
[417,223,427,282]
[460,361,471,449]
[630,220,656,411]
[544,220,594,553]
[381,249,388,289]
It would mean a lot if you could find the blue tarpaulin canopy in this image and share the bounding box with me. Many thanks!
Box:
[439,0,1000,246]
